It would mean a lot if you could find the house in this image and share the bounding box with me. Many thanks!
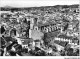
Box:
[21,38,33,48]
[54,43,64,52]
[40,23,61,33]
[54,34,78,46]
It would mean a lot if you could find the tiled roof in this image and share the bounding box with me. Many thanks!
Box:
[45,31,60,38]
[3,37,16,42]
[54,40,68,47]
[58,34,73,40]
[38,21,56,27]
[21,39,33,45]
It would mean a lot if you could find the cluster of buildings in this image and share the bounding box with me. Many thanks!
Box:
[0,4,79,56]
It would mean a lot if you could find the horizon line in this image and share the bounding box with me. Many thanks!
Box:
[0,4,79,8]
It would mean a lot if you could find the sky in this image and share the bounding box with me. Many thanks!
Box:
[0,0,80,7]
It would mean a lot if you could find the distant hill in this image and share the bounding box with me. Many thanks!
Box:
[0,4,79,11]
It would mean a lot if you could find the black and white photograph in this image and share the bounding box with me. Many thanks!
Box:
[0,0,80,57]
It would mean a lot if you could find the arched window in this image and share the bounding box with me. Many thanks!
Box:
[10,28,16,37]
[1,26,5,34]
